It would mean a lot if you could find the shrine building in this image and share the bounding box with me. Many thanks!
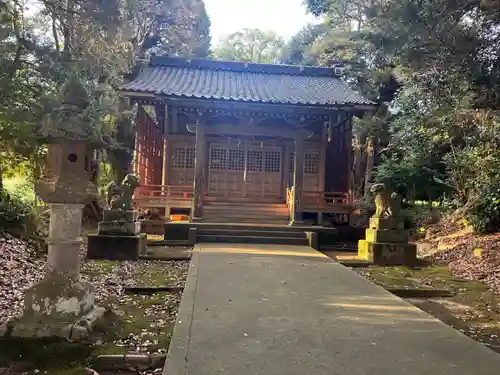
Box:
[121,56,374,226]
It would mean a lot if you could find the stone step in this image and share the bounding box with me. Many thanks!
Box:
[203,209,289,215]
[203,217,290,225]
[204,211,289,219]
[197,228,307,239]
[204,206,289,214]
[196,234,309,246]
[165,223,323,233]
[321,242,358,252]
[205,202,287,208]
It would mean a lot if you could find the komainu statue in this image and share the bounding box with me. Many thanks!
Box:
[106,173,140,210]
[370,183,401,218]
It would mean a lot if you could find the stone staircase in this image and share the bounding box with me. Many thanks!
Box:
[203,201,290,225]
[195,224,309,246]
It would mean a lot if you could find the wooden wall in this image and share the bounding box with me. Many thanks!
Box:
[134,102,354,197]
[133,107,164,185]
[324,114,352,193]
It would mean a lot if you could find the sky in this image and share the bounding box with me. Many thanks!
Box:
[204,0,319,45]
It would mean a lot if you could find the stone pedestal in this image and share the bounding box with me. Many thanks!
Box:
[358,217,416,266]
[1,204,105,340]
[87,209,146,260]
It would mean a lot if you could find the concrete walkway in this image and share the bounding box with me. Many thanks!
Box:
[164,244,500,375]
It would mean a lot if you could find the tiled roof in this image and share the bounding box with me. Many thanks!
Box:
[122,56,373,106]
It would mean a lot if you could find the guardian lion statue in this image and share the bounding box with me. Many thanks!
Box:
[106,173,141,210]
[370,183,403,218]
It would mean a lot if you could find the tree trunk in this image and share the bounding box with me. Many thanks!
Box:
[364,136,375,199]
[351,133,366,200]
[0,168,4,194]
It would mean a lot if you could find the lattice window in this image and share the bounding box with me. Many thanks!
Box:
[288,152,294,173]
[265,151,281,173]
[228,149,244,171]
[172,147,186,169]
[210,148,227,170]
[172,147,195,170]
[185,148,196,169]
[247,150,263,172]
[304,152,320,174]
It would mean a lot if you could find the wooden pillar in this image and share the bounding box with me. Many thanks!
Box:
[290,136,304,225]
[161,137,168,186]
[191,122,206,221]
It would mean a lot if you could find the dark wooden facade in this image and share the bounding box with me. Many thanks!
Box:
[122,57,374,224]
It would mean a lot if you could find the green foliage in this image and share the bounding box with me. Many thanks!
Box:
[213,28,285,64]
[297,0,500,230]
[469,181,500,234]
[280,23,328,65]
[4,175,35,202]
[0,0,212,191]
[0,187,37,238]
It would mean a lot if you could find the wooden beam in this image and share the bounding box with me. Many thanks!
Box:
[191,121,206,221]
[165,97,347,117]
[290,136,305,225]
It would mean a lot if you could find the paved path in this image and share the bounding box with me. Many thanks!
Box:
[164,243,500,375]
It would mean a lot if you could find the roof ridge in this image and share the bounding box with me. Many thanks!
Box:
[149,55,345,77]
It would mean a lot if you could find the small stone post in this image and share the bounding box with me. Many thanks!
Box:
[0,140,105,340]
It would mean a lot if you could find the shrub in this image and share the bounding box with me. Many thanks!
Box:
[0,188,39,240]
[469,182,500,234]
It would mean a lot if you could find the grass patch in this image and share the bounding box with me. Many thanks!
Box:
[96,293,179,355]
[359,265,489,294]
[80,260,120,277]
[0,338,92,373]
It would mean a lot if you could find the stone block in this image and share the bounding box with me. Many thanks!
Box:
[0,276,107,340]
[103,209,138,222]
[188,228,197,245]
[98,221,141,236]
[369,217,404,230]
[358,240,417,266]
[306,231,320,250]
[365,229,408,243]
[86,233,147,260]
[140,220,166,235]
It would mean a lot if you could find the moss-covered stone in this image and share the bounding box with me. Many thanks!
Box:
[86,233,146,260]
[365,228,408,243]
[358,240,417,266]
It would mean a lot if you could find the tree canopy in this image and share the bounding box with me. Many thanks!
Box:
[0,0,211,188]
[213,28,284,64]
[295,0,500,231]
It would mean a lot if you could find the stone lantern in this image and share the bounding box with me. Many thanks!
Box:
[0,139,104,339]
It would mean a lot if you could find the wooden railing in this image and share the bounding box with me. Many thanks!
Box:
[286,188,351,206]
[134,185,193,201]
[303,191,351,205]
[285,187,353,215]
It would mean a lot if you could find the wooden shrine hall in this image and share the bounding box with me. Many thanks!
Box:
[122,56,374,226]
